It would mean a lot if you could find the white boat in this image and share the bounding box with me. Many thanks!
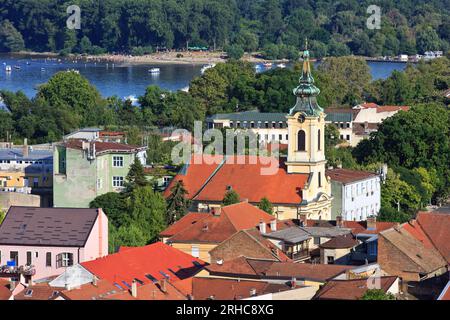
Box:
[263,62,273,68]
[5,65,11,72]
[277,63,286,69]
[149,68,160,74]
[200,63,216,74]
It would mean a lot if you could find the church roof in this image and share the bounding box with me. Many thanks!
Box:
[163,155,309,205]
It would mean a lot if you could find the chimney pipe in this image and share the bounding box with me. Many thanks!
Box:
[212,207,221,216]
[336,215,343,228]
[131,280,138,298]
[270,219,277,232]
[160,278,167,293]
[259,220,266,234]
[23,138,29,158]
[366,216,376,230]
[290,277,297,289]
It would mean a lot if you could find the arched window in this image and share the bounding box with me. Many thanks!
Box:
[318,129,321,151]
[297,130,306,151]
[56,252,73,268]
[318,172,322,187]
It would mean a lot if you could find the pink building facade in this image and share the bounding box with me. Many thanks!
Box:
[0,207,108,281]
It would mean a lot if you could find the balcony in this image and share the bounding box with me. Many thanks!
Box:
[287,249,310,261]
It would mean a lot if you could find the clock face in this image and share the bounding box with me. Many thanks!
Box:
[298,114,306,123]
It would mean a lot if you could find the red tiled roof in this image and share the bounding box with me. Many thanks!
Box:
[343,221,397,235]
[416,211,450,263]
[164,155,308,205]
[314,276,398,300]
[326,168,378,184]
[60,279,121,300]
[159,213,209,238]
[166,202,277,244]
[64,139,145,154]
[13,283,63,300]
[320,234,359,249]
[191,277,290,300]
[0,279,11,300]
[81,242,207,287]
[99,131,125,137]
[207,256,353,282]
[376,106,409,113]
[438,281,450,300]
[359,102,379,109]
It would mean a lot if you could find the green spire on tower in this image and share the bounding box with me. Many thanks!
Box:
[289,39,324,117]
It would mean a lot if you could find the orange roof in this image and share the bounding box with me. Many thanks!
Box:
[402,220,435,250]
[314,276,398,300]
[438,282,450,300]
[376,106,409,113]
[416,211,450,263]
[64,139,145,154]
[13,283,62,300]
[60,279,122,300]
[166,202,277,244]
[343,221,397,235]
[159,213,209,238]
[81,242,207,288]
[0,279,11,300]
[165,155,308,205]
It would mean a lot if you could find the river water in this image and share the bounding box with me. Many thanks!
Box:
[0,54,407,99]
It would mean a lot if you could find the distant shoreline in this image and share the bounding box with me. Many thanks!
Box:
[4,51,290,66]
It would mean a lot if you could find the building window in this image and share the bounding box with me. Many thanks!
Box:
[250,122,255,128]
[112,176,124,187]
[46,252,52,267]
[327,256,335,264]
[112,156,124,167]
[97,178,102,190]
[191,246,200,258]
[318,129,321,150]
[346,123,350,128]
[314,237,320,245]
[297,130,306,151]
[10,251,18,266]
[279,134,282,141]
[56,253,73,268]
[318,172,322,187]
[26,251,32,266]
[346,135,350,141]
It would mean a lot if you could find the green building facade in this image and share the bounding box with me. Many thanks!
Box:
[53,141,147,208]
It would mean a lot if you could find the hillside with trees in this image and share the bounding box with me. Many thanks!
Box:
[0,0,448,58]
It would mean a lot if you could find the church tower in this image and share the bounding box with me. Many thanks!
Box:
[286,43,332,220]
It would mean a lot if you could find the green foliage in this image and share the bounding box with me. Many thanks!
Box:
[258,197,273,215]
[0,210,6,224]
[166,180,191,224]
[0,1,448,56]
[361,289,395,300]
[89,192,128,228]
[225,44,244,60]
[223,190,240,206]
[0,20,25,52]
[125,157,149,193]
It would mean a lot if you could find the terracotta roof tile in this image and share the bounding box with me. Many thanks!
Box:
[14,283,63,300]
[0,279,12,300]
[416,211,450,263]
[159,213,209,238]
[164,155,308,205]
[314,276,398,300]
[320,234,359,249]
[64,139,145,154]
[166,202,276,244]
[60,279,121,300]
[81,242,207,287]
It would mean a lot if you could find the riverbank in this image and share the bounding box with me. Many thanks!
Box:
[7,50,288,65]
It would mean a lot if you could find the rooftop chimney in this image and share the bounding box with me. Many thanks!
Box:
[249,288,257,296]
[336,215,343,228]
[212,207,221,216]
[366,216,376,231]
[242,198,249,203]
[23,138,29,158]
[131,280,138,298]
[270,219,277,232]
[299,214,307,227]
[92,276,98,286]
[160,278,167,293]
[259,220,267,234]
[216,259,223,265]
[290,277,297,289]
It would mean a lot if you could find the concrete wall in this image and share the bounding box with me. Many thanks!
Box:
[0,192,40,211]
[244,286,319,300]
[321,247,352,265]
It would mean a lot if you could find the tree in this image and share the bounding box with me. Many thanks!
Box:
[223,189,240,206]
[416,26,441,53]
[79,35,93,54]
[0,20,25,52]
[166,180,191,224]
[258,197,273,215]
[361,289,395,300]
[129,186,167,243]
[89,192,128,228]
[225,44,244,60]
[125,157,148,193]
